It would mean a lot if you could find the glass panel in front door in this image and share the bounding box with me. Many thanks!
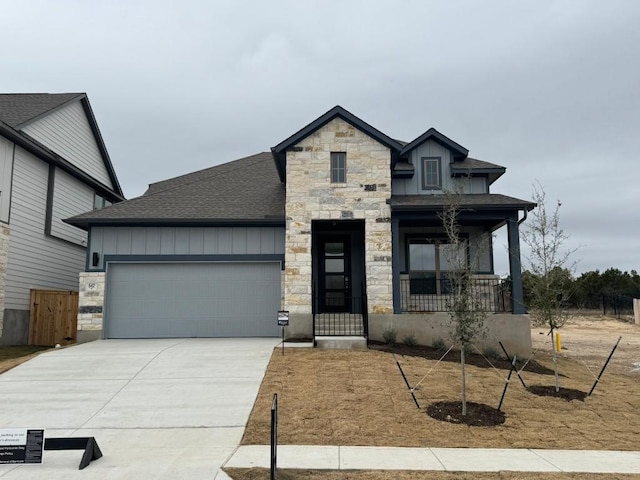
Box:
[323,239,349,312]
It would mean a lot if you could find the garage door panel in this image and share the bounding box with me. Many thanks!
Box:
[105,262,281,338]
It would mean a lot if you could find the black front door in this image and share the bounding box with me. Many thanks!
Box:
[319,236,351,312]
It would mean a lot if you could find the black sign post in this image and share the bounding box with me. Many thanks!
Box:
[277,311,289,355]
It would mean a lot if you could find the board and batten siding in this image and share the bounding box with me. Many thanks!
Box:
[21,100,114,189]
[50,169,92,246]
[4,147,86,310]
[392,139,487,195]
[0,136,14,223]
[89,226,286,270]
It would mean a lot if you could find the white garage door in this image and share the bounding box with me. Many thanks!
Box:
[105,262,281,338]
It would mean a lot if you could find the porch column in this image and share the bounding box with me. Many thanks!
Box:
[392,217,401,314]
[507,217,526,314]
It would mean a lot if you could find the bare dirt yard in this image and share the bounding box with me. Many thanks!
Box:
[229,315,640,479]
[225,469,640,480]
[0,346,50,374]
[240,314,640,452]
[531,313,640,375]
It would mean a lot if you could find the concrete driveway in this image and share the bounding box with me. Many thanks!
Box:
[0,338,279,479]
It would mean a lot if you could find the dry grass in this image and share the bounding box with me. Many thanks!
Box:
[242,345,640,450]
[225,468,639,480]
[0,346,50,374]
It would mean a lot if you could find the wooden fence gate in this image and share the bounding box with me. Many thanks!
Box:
[29,290,78,346]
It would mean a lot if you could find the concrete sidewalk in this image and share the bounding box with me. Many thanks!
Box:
[222,445,640,475]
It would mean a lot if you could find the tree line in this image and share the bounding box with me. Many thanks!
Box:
[522,267,640,310]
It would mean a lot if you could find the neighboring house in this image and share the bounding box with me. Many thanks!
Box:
[66,106,535,354]
[0,93,124,345]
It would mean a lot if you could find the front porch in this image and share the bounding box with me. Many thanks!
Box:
[389,196,533,316]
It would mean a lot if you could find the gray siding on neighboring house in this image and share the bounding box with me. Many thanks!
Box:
[50,168,92,246]
[4,146,85,310]
[89,226,286,270]
[21,101,114,189]
[0,136,13,223]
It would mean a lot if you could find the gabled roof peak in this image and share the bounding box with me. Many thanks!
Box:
[271,105,403,182]
[400,127,469,160]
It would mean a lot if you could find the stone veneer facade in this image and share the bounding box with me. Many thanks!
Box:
[77,271,105,341]
[284,118,393,332]
[0,225,9,338]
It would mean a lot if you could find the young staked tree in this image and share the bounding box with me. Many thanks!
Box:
[440,190,487,416]
[521,183,579,391]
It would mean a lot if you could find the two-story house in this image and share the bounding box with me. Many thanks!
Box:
[0,93,124,345]
[66,106,534,354]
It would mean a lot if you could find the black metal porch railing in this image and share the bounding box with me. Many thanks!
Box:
[361,286,369,339]
[400,277,510,313]
[313,296,367,336]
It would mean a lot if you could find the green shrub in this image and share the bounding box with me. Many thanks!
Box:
[382,326,398,345]
[482,346,502,361]
[431,338,445,351]
[402,334,418,347]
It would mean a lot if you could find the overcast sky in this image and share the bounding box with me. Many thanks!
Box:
[2,1,639,276]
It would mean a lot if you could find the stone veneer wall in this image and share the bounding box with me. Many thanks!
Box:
[77,271,105,341]
[0,225,9,337]
[285,118,393,322]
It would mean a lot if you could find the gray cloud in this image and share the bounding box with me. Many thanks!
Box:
[2,0,638,274]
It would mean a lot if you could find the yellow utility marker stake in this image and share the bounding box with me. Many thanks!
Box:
[555,332,562,352]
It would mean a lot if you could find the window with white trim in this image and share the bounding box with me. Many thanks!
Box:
[330,152,346,183]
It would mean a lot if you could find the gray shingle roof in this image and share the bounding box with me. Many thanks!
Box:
[65,152,284,228]
[388,194,535,211]
[451,157,504,171]
[0,93,83,127]
[450,157,506,185]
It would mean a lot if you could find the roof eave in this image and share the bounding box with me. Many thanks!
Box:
[64,217,287,230]
[451,167,506,185]
[387,201,536,212]
[79,96,125,197]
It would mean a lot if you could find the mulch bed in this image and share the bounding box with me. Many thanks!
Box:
[527,385,588,402]
[426,401,506,426]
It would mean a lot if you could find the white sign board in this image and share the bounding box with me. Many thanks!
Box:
[0,429,44,465]
[277,310,289,326]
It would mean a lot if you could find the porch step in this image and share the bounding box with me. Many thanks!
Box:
[315,336,367,350]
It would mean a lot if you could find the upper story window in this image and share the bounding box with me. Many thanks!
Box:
[330,152,346,183]
[93,193,112,210]
[421,156,442,190]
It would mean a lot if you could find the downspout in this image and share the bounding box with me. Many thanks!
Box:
[518,208,528,225]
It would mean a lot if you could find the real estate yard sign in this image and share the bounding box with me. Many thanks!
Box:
[0,429,44,465]
[277,311,289,355]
